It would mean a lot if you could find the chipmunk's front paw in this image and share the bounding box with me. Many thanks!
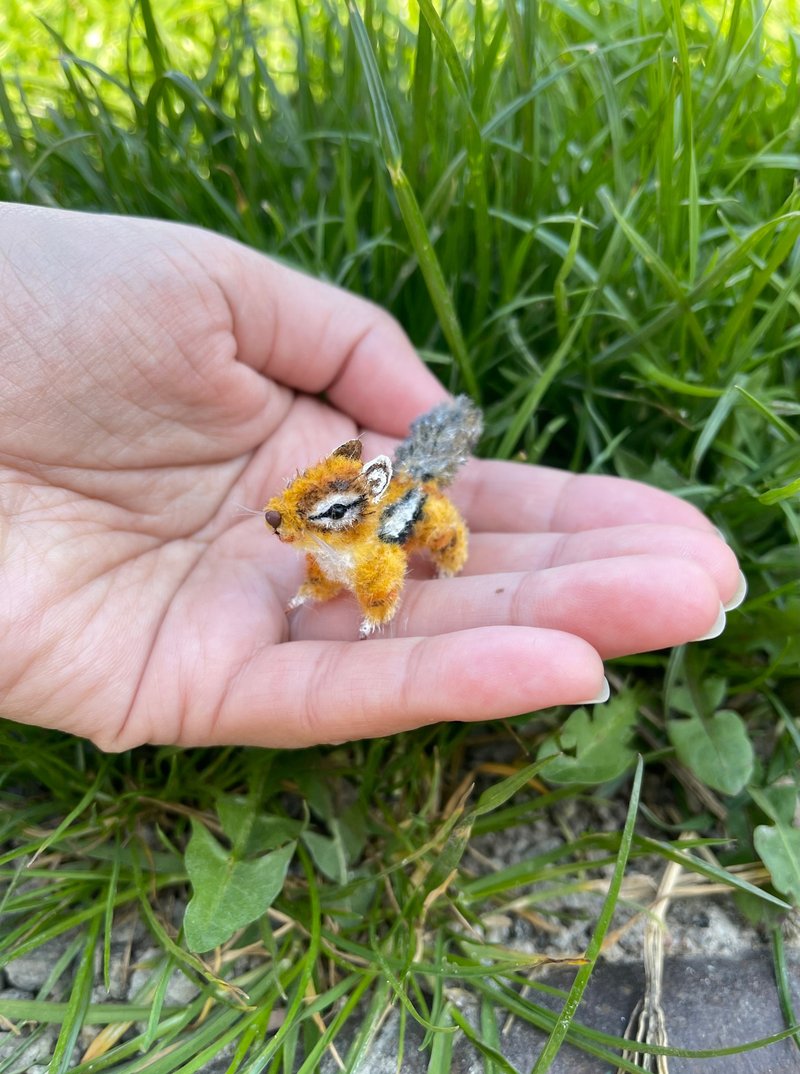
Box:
[358,618,384,640]
[286,591,311,613]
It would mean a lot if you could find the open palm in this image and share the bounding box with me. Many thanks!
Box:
[0,206,741,750]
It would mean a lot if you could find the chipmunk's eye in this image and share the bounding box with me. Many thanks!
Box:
[308,494,366,528]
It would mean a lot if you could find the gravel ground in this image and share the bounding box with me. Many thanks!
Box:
[2,797,798,1072]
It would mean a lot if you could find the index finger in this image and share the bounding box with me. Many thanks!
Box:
[185,628,606,748]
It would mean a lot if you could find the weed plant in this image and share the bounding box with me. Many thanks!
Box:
[1,0,799,1071]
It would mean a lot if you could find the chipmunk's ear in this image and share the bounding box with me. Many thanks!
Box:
[333,439,363,461]
[361,455,392,501]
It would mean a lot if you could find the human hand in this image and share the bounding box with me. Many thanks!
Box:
[0,205,742,750]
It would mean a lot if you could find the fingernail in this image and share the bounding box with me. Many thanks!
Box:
[693,603,726,641]
[576,676,610,706]
[723,570,747,612]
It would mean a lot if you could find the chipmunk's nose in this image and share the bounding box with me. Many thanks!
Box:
[264,509,282,532]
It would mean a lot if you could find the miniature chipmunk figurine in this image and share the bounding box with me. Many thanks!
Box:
[264,396,483,638]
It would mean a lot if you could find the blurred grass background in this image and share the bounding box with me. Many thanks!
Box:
[1,0,799,1070]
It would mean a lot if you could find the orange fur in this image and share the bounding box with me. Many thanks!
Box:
[264,419,475,638]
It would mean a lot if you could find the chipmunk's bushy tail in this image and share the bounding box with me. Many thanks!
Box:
[393,395,483,487]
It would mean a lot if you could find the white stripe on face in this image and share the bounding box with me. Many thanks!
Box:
[307,491,366,530]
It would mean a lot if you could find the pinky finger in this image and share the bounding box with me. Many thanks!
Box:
[200,627,607,748]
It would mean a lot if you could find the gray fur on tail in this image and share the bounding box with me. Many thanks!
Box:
[393,395,483,486]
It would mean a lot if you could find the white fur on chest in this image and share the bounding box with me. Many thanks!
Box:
[310,539,356,586]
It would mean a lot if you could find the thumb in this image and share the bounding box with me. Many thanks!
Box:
[203,235,449,436]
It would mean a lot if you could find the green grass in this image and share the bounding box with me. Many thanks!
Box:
[1,0,799,1070]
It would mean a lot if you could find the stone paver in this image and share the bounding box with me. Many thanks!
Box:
[322,952,800,1073]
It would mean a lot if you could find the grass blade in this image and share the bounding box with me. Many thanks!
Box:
[47,916,101,1074]
[347,0,478,398]
[771,926,800,1052]
[530,756,644,1072]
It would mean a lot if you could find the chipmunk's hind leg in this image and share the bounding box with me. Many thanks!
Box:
[414,495,469,578]
[427,522,468,578]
